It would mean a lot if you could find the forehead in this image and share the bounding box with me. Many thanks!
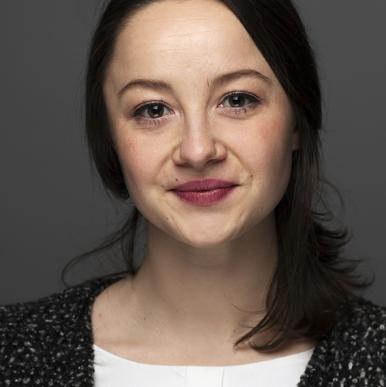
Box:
[107,0,275,84]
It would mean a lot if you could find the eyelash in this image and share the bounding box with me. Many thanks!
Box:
[130,91,262,127]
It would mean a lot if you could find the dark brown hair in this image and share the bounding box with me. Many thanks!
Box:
[62,0,371,352]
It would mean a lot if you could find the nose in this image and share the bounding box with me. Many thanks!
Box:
[172,115,226,170]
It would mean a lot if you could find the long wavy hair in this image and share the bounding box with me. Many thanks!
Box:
[62,0,371,351]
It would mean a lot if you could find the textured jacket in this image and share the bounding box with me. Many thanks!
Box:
[0,274,385,386]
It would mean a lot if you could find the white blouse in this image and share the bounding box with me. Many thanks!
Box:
[93,344,314,387]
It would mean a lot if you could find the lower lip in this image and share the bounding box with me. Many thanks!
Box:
[171,186,237,207]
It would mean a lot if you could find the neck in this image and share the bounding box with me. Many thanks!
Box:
[127,214,278,347]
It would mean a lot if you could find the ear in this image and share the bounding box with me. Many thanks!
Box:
[292,128,300,151]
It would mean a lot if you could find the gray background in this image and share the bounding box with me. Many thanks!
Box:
[0,1,385,305]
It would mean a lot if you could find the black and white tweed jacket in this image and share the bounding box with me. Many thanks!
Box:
[1,274,385,386]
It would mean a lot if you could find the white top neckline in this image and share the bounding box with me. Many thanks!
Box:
[93,343,314,369]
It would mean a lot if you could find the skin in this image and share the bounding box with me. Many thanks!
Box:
[93,0,315,365]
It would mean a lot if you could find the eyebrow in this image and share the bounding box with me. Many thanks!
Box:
[117,68,272,97]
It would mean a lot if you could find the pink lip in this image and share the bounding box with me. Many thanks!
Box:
[172,187,236,206]
[170,179,238,207]
[171,179,238,192]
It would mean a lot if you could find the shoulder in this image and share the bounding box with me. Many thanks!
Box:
[303,298,386,386]
[1,277,102,337]
[333,298,386,352]
[0,274,122,384]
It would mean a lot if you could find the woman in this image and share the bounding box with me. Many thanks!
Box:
[1,0,385,386]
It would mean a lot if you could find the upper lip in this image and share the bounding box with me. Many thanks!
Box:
[171,179,238,192]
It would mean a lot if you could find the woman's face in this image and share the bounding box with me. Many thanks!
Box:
[103,0,299,248]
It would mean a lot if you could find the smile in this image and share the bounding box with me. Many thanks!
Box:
[171,186,237,207]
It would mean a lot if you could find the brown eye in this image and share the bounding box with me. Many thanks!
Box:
[134,103,171,119]
[222,92,260,109]
[229,94,246,107]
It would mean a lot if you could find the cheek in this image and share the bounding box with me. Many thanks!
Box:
[241,115,295,190]
[114,134,159,199]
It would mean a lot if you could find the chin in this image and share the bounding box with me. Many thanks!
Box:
[179,230,239,250]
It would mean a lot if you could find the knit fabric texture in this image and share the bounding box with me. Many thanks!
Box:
[1,274,385,386]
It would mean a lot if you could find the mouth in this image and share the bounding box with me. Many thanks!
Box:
[171,179,238,192]
[170,182,238,207]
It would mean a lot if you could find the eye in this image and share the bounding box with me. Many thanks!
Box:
[131,101,173,126]
[219,92,261,114]
[130,92,261,126]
